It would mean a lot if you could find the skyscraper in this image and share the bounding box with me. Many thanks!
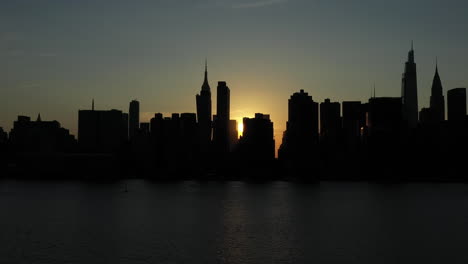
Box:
[238,114,275,161]
[179,113,199,165]
[78,103,128,153]
[129,100,140,140]
[367,97,403,139]
[447,88,467,122]
[228,119,238,151]
[196,60,212,146]
[279,90,319,163]
[217,81,230,122]
[367,97,405,180]
[342,101,366,150]
[401,43,419,128]
[214,81,230,154]
[430,62,445,122]
[320,98,341,143]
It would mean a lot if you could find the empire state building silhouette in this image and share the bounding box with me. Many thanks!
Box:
[196,60,212,147]
[401,43,419,128]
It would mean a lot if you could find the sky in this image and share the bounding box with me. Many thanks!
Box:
[1,0,468,154]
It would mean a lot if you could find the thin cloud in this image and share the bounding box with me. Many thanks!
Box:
[231,0,288,9]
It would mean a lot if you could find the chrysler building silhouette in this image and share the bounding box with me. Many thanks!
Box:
[430,60,445,122]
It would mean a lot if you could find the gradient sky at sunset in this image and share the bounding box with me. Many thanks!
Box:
[2,0,468,153]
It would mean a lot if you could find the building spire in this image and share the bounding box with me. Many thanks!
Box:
[92,99,95,111]
[432,59,442,88]
[37,113,42,122]
[408,41,415,63]
[204,58,208,83]
[373,83,376,98]
[201,59,210,92]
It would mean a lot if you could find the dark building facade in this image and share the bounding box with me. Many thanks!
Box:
[320,98,341,143]
[214,81,230,154]
[78,108,128,153]
[366,97,405,178]
[149,113,199,172]
[419,107,433,124]
[132,121,151,154]
[342,101,366,150]
[0,127,7,144]
[179,113,199,166]
[228,119,238,151]
[129,100,140,141]
[447,88,467,122]
[367,97,404,143]
[151,113,180,169]
[279,90,319,168]
[238,114,275,162]
[9,115,75,152]
[401,44,419,128]
[196,61,212,147]
[150,113,165,165]
[0,127,7,168]
[140,122,150,133]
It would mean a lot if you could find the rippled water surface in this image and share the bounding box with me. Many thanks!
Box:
[1,180,468,263]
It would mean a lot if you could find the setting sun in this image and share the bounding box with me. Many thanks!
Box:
[237,120,244,138]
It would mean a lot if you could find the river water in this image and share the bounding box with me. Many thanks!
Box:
[1,180,468,263]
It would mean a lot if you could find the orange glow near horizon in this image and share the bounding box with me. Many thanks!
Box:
[237,120,244,138]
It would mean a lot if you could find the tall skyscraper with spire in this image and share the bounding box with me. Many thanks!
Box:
[196,60,212,146]
[401,42,419,128]
[429,61,445,122]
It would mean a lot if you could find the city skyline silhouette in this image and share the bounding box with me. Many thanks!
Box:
[1,1,468,180]
[2,45,467,152]
[2,45,468,155]
[3,2,468,263]
[2,1,468,150]
[1,43,467,181]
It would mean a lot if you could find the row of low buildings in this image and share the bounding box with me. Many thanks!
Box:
[3,115,75,153]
